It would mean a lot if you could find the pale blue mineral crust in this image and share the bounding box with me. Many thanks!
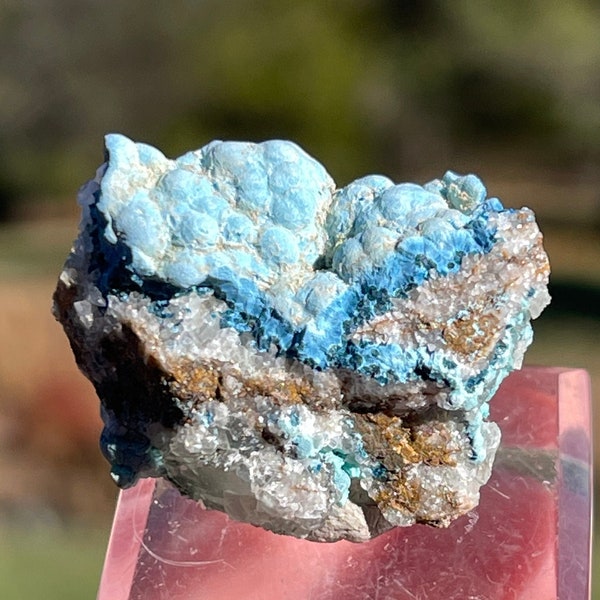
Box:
[54,134,550,542]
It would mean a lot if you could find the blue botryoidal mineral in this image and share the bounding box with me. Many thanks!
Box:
[54,134,550,541]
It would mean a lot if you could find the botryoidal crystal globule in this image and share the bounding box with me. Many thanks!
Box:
[54,134,550,542]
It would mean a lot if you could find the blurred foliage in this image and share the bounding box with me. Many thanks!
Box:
[1,0,600,217]
[0,525,107,600]
[1,3,599,596]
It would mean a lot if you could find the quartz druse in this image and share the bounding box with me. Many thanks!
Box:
[54,134,550,542]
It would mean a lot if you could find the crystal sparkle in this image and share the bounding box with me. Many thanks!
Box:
[54,134,550,541]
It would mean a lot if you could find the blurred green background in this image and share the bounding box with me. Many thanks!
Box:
[0,1,598,597]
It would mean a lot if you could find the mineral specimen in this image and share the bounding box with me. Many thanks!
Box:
[54,134,550,542]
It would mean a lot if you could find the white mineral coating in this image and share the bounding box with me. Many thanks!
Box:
[54,134,550,542]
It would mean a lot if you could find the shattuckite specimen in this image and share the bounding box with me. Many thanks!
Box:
[54,134,550,542]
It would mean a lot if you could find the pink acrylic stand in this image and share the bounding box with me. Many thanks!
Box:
[97,367,592,600]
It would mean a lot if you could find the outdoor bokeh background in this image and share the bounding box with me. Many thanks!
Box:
[1,1,599,597]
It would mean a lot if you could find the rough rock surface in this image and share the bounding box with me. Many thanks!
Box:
[54,134,550,541]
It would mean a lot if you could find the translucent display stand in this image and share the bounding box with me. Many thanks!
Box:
[97,367,592,600]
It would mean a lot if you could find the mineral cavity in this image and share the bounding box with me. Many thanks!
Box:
[54,134,550,542]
